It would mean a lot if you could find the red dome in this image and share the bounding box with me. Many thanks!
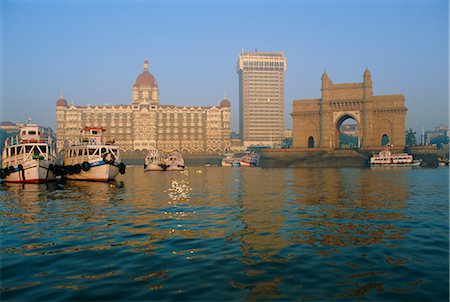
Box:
[56,97,68,107]
[135,71,158,88]
[220,98,231,108]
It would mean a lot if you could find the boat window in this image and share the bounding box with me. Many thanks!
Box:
[78,149,83,156]
[25,146,32,154]
[29,130,36,135]
[101,148,106,155]
[89,148,95,156]
[39,145,47,153]
[11,147,16,156]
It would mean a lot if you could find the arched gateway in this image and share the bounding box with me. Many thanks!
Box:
[291,68,407,149]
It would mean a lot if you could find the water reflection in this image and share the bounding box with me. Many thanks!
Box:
[1,167,447,301]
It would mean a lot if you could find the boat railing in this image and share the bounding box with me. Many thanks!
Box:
[4,134,53,147]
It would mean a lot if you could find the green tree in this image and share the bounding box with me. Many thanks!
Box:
[281,137,293,148]
[405,128,417,146]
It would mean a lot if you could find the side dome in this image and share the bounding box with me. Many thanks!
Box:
[56,96,68,107]
[220,98,231,108]
[134,59,158,88]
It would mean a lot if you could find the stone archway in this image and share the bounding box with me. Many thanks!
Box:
[291,69,407,149]
[334,114,359,149]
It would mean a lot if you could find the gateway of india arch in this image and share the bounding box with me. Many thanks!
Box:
[291,68,407,149]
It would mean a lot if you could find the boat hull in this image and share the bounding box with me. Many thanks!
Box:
[166,165,184,171]
[370,160,422,168]
[2,160,56,183]
[144,163,165,171]
[63,162,120,181]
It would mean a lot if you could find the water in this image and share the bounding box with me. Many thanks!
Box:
[1,166,448,301]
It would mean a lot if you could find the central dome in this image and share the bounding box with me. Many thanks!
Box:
[134,59,158,88]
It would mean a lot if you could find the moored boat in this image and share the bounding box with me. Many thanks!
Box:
[61,127,126,181]
[239,152,260,167]
[165,151,185,171]
[1,123,58,183]
[370,148,422,167]
[221,153,240,167]
[144,148,166,171]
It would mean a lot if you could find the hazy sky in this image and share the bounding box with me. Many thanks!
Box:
[1,0,448,134]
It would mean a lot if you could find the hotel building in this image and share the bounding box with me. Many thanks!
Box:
[237,51,287,147]
[56,60,231,154]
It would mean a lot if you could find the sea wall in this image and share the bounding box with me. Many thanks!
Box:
[261,146,439,168]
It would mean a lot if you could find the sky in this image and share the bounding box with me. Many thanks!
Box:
[1,0,449,135]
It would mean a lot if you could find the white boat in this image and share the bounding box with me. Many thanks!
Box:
[165,151,185,171]
[370,148,422,167]
[61,127,126,181]
[144,148,166,171]
[240,152,260,167]
[221,153,240,167]
[1,123,58,183]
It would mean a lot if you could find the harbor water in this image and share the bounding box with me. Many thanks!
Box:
[1,166,448,301]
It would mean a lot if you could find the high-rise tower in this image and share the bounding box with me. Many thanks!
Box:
[237,51,287,147]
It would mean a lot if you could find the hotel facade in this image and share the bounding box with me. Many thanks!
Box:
[237,51,287,147]
[56,60,231,153]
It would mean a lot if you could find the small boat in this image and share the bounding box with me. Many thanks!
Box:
[221,153,240,167]
[61,127,126,181]
[166,151,185,171]
[1,122,58,183]
[370,148,422,167]
[144,148,166,171]
[240,152,260,167]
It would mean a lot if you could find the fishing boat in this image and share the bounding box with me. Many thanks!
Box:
[61,127,126,181]
[1,122,58,183]
[370,148,422,167]
[221,153,240,167]
[239,152,260,167]
[165,151,185,171]
[144,148,166,171]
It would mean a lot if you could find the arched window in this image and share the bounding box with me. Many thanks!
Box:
[308,136,315,148]
[381,134,390,146]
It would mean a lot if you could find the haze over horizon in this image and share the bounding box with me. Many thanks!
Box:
[1,0,448,135]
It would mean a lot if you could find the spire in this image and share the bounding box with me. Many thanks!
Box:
[143,59,149,71]
[321,69,328,79]
[363,67,371,77]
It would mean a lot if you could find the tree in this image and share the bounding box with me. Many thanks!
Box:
[406,128,417,146]
[281,137,293,148]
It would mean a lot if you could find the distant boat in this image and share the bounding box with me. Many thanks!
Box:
[144,149,185,171]
[1,122,58,183]
[370,148,421,167]
[144,148,166,171]
[239,152,260,167]
[165,151,185,171]
[61,127,126,181]
[221,153,240,167]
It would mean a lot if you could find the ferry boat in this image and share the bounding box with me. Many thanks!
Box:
[370,148,422,167]
[1,123,58,183]
[61,127,126,181]
[239,152,260,167]
[144,148,166,171]
[221,153,240,167]
[165,151,185,171]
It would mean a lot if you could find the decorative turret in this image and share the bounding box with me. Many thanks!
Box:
[132,59,159,107]
[56,92,68,107]
[363,67,373,96]
[321,70,331,89]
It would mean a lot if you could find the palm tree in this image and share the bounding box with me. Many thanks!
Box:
[406,128,417,146]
